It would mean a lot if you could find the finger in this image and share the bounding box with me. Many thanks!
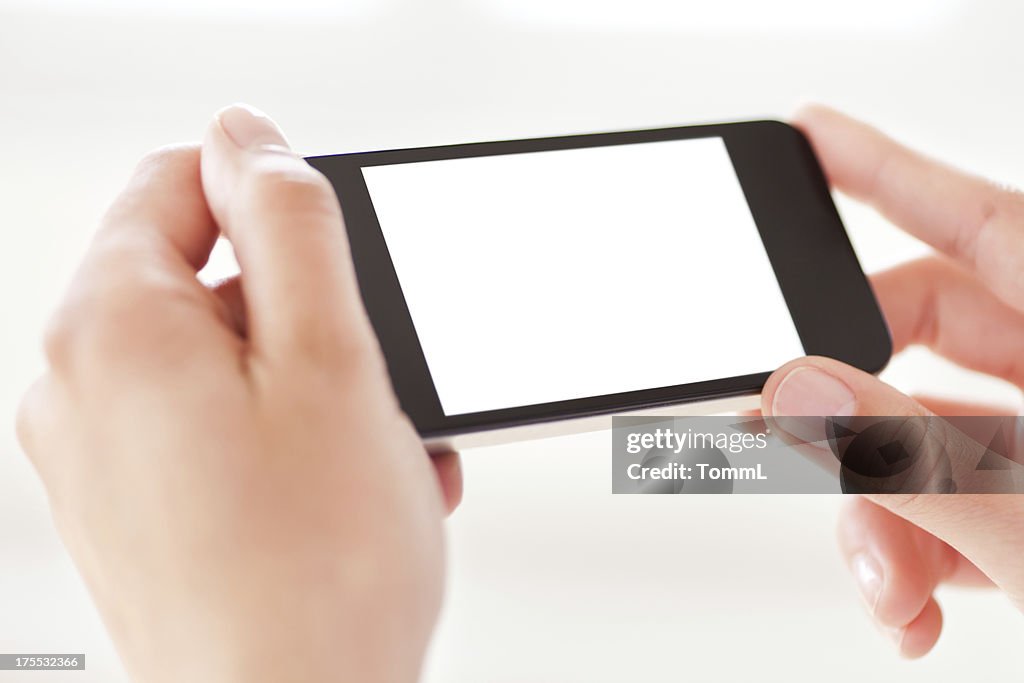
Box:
[45,145,231,377]
[838,497,945,628]
[97,143,219,271]
[431,451,463,516]
[764,356,1024,614]
[841,497,991,592]
[913,395,1018,417]
[209,275,248,337]
[897,596,943,659]
[840,500,947,658]
[200,104,377,369]
[793,105,1024,311]
[871,256,1024,386]
[872,255,1024,387]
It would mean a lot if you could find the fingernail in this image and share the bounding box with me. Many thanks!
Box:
[851,552,884,615]
[217,103,289,150]
[772,366,856,417]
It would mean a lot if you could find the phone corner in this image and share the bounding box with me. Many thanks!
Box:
[865,328,895,376]
[749,118,802,136]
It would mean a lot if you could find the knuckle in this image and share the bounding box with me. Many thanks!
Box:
[43,269,197,377]
[970,183,1024,255]
[42,309,75,370]
[15,376,54,471]
[14,385,39,455]
[41,276,114,372]
[43,304,118,373]
[40,285,101,372]
[134,143,201,179]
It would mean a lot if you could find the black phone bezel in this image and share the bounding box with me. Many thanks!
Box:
[306,120,891,439]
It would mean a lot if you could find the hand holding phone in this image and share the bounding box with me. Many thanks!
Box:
[309,118,891,451]
[762,105,1024,659]
[16,105,460,683]
[16,102,1024,677]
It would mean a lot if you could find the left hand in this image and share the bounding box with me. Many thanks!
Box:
[17,104,462,683]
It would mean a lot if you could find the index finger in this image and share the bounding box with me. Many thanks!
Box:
[793,104,1024,311]
[44,145,229,377]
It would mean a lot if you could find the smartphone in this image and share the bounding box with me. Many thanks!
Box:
[306,120,891,452]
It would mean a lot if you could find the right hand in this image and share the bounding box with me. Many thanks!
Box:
[761,105,1024,658]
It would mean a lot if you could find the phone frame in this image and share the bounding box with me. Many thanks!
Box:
[306,120,891,446]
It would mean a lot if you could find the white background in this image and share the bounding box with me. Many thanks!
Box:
[1,0,1022,681]
[364,137,803,415]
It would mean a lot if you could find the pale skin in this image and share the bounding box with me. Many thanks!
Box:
[16,105,463,683]
[767,105,1024,657]
[14,103,1024,681]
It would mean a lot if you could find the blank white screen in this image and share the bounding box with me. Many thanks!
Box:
[361,137,804,416]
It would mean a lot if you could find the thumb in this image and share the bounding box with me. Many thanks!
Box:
[763,356,1024,611]
[200,103,377,367]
